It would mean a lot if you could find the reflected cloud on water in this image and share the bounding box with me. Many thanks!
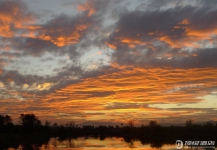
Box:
[8,137,172,150]
[8,137,216,150]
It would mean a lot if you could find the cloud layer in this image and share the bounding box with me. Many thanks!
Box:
[0,0,217,125]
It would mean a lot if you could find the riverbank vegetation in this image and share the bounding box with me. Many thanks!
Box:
[0,114,217,149]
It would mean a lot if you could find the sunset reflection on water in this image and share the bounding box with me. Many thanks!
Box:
[37,137,175,150]
[8,136,215,150]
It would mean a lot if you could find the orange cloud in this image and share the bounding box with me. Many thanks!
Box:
[0,1,35,38]
[11,66,212,123]
[105,37,148,50]
[159,19,217,48]
[108,18,217,50]
[179,19,190,25]
[0,1,91,48]
[159,27,217,49]
[105,42,117,50]
[120,38,146,48]
[77,0,96,17]
[159,36,200,48]
[186,28,217,40]
[1,66,217,124]
[38,22,89,47]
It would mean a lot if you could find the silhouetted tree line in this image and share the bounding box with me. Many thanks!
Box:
[0,114,217,150]
[0,115,13,126]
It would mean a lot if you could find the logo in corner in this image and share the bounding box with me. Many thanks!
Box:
[175,140,183,149]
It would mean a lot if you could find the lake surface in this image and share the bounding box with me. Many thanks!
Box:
[8,137,214,150]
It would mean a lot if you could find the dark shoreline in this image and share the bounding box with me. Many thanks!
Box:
[1,124,217,150]
[1,114,217,149]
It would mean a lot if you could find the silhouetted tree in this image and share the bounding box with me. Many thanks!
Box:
[53,122,58,127]
[0,115,5,125]
[19,114,41,127]
[128,120,134,127]
[186,119,194,127]
[44,120,51,127]
[0,115,12,125]
[65,121,75,127]
[204,121,214,127]
[4,115,12,125]
[149,120,159,127]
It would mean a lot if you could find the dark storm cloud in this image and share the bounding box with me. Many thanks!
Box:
[105,5,217,68]
[0,0,64,59]
[37,14,91,47]
[108,5,209,44]
[0,70,45,86]
[111,47,217,68]
[0,52,22,59]
[9,37,63,56]
[107,6,190,42]
[0,0,35,38]
[3,0,217,70]
[3,14,89,57]
[1,0,216,93]
[0,0,118,61]
[0,2,92,59]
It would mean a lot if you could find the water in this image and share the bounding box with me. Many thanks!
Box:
[8,137,215,150]
[41,137,160,149]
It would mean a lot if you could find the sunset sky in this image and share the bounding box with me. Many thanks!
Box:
[0,0,217,125]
